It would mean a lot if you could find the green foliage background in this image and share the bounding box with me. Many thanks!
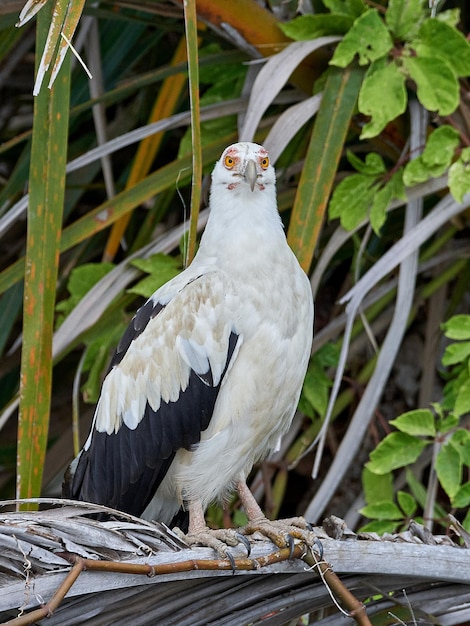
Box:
[0,0,469,547]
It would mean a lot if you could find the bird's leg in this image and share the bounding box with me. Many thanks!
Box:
[236,479,316,553]
[176,501,250,560]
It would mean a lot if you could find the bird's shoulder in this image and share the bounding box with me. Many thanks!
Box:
[92,266,242,435]
[111,266,237,366]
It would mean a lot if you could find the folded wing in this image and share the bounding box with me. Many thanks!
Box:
[64,272,241,517]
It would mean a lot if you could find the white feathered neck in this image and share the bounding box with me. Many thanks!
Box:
[194,142,287,272]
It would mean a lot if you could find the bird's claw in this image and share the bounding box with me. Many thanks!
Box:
[225,550,236,573]
[175,526,252,567]
[235,531,251,557]
[224,534,251,574]
[287,533,295,559]
[313,537,324,560]
[240,515,320,556]
[175,517,319,568]
[221,532,251,573]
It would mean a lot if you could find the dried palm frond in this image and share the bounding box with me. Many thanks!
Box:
[0,502,469,625]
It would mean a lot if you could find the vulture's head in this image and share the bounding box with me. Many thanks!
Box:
[212,142,276,195]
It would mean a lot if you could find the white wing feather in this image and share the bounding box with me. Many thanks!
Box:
[92,270,240,437]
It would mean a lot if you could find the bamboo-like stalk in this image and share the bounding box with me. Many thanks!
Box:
[183,0,202,267]
[16,3,71,501]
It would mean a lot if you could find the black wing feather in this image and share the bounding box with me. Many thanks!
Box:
[65,318,239,517]
[110,299,165,370]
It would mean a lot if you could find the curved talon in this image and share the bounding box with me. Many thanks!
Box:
[236,532,251,557]
[305,521,314,532]
[226,550,236,573]
[287,534,296,560]
[313,538,324,560]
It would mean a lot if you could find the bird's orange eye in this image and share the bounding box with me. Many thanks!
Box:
[260,157,269,169]
[224,155,235,169]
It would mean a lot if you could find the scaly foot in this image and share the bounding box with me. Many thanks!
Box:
[235,481,321,556]
[174,525,251,560]
[239,515,318,555]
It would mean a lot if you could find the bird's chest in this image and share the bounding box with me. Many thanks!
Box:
[233,263,308,342]
[223,262,311,411]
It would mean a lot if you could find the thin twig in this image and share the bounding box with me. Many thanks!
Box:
[302,547,372,626]
[63,546,296,575]
[2,559,84,626]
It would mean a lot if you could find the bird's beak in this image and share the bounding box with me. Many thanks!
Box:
[244,159,257,192]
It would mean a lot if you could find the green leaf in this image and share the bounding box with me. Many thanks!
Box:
[301,345,339,416]
[421,126,461,168]
[443,315,470,340]
[402,157,431,185]
[442,341,470,367]
[435,9,460,28]
[56,262,115,324]
[280,14,353,40]
[360,501,404,520]
[450,429,470,466]
[380,169,405,205]
[405,468,427,509]
[362,467,394,505]
[81,324,124,404]
[358,58,407,139]
[443,368,470,412]
[390,169,406,200]
[330,9,393,67]
[397,490,418,517]
[448,147,470,203]
[406,468,448,519]
[390,409,436,437]
[455,377,470,418]
[463,508,470,533]
[315,342,341,367]
[302,362,331,417]
[401,55,459,116]
[415,18,470,77]
[385,0,426,40]
[129,253,181,297]
[232,508,248,528]
[338,161,405,236]
[436,411,459,434]
[347,151,386,175]
[369,173,405,235]
[367,432,428,474]
[329,173,375,230]
[435,442,462,499]
[375,171,405,227]
[452,482,470,508]
[403,125,460,186]
[430,402,444,420]
[323,0,367,17]
[198,44,246,85]
[359,520,400,534]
